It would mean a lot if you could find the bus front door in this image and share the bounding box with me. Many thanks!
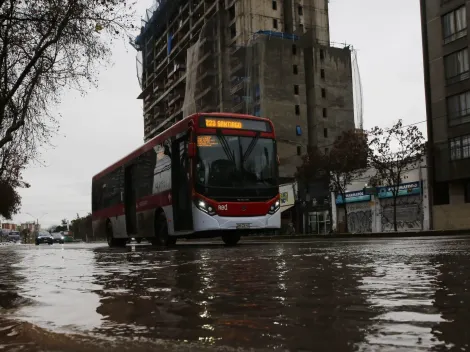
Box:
[124,164,137,235]
[171,136,193,232]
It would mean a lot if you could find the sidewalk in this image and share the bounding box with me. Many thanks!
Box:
[241,229,470,241]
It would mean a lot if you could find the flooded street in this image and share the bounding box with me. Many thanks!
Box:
[1,237,470,351]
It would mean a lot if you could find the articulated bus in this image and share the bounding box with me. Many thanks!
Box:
[91,112,280,247]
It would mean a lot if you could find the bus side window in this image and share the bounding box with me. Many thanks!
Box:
[92,182,103,212]
[136,150,155,199]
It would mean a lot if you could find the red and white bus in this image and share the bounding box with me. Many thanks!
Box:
[91,112,280,247]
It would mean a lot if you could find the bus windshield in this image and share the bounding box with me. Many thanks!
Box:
[195,134,277,189]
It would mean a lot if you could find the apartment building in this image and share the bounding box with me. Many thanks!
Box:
[135,0,355,177]
[420,0,470,229]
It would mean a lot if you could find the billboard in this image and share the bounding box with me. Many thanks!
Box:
[376,181,422,199]
[335,181,422,205]
[335,190,371,205]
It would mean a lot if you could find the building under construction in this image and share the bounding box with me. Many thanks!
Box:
[135,0,361,177]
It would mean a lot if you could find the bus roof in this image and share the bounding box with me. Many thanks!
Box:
[92,112,272,181]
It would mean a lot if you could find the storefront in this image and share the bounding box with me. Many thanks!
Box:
[332,180,429,233]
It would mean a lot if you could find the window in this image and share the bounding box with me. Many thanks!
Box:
[447,91,470,126]
[320,69,325,79]
[229,6,235,21]
[292,44,297,55]
[297,145,302,155]
[324,128,328,138]
[294,85,299,94]
[295,105,300,115]
[230,24,236,39]
[442,6,467,44]
[444,49,470,84]
[321,88,326,98]
[320,49,325,60]
[296,126,302,136]
[298,5,303,15]
[434,182,450,205]
[273,18,278,29]
[450,134,470,160]
[293,64,298,74]
[272,0,277,10]
[322,108,327,117]
[465,180,470,203]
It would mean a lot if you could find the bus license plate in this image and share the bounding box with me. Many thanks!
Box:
[236,223,250,229]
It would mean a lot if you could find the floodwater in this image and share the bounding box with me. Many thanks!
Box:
[1,237,470,351]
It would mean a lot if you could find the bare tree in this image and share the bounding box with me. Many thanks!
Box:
[325,130,368,233]
[296,130,369,233]
[369,120,425,232]
[0,0,135,216]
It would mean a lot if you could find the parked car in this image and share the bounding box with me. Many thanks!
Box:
[7,231,21,243]
[35,231,53,245]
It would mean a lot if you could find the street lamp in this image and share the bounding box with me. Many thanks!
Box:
[25,212,48,230]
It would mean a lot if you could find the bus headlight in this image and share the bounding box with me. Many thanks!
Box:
[195,199,216,216]
[268,200,280,215]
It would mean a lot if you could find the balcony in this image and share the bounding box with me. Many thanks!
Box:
[444,29,468,45]
[232,101,244,113]
[230,60,243,75]
[168,92,183,107]
[446,70,470,85]
[230,79,244,95]
[448,107,470,126]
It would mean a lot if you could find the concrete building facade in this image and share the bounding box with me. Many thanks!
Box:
[330,161,430,234]
[136,0,355,178]
[420,0,470,229]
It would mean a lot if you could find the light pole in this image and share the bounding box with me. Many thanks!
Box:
[25,212,48,232]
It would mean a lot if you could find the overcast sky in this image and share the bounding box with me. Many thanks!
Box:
[10,0,425,228]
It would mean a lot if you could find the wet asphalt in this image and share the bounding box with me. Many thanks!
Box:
[1,236,470,351]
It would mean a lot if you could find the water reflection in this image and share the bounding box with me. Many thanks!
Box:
[91,243,375,350]
[1,238,470,351]
[0,248,27,311]
[431,243,470,351]
[13,246,103,331]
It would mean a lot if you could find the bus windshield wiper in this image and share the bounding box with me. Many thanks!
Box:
[242,131,261,162]
[216,129,235,164]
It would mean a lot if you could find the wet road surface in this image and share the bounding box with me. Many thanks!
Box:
[1,236,470,351]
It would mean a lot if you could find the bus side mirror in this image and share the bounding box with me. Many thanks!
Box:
[188,142,196,158]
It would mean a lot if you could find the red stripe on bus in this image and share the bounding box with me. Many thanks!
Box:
[91,203,125,220]
[135,191,172,212]
[92,191,173,220]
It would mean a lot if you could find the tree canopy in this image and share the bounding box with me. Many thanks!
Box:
[368,119,426,231]
[0,0,135,217]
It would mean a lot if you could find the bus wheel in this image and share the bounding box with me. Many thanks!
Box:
[222,233,240,246]
[106,221,126,248]
[152,213,175,247]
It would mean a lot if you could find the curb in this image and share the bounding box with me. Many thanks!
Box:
[240,229,470,241]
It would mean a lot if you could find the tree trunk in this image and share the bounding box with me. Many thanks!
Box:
[393,195,398,232]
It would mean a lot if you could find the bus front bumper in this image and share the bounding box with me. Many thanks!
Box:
[192,205,281,232]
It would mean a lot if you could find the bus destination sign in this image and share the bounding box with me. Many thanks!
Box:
[200,116,271,132]
[205,119,242,129]
[197,135,219,147]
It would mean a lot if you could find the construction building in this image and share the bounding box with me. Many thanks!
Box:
[420,0,470,229]
[135,0,357,178]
